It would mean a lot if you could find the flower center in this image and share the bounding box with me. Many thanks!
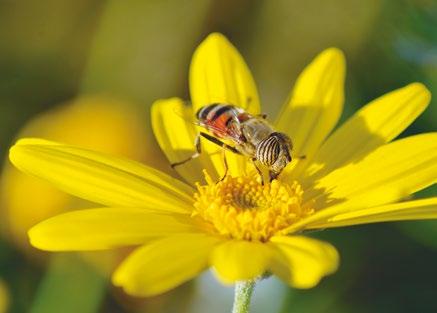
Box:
[192,172,313,241]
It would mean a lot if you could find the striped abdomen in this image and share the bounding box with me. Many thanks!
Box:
[195,103,247,139]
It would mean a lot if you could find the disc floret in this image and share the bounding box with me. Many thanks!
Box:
[193,173,313,241]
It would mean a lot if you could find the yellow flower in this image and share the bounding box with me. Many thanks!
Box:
[9,33,437,297]
[1,95,162,254]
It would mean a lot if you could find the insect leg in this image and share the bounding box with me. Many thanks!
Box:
[170,134,201,168]
[251,158,265,185]
[269,170,279,182]
[219,148,228,182]
[255,113,267,119]
[199,132,242,155]
[199,132,241,182]
[171,132,242,169]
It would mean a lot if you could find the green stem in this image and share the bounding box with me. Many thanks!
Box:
[231,280,256,313]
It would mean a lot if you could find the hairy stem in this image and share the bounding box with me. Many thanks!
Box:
[231,280,256,313]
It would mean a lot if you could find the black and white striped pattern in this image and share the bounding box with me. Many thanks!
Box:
[256,135,281,166]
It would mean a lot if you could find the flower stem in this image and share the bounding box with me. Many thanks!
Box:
[232,280,256,313]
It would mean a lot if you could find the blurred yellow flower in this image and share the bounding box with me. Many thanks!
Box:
[0,95,165,252]
[0,279,9,313]
[8,33,437,297]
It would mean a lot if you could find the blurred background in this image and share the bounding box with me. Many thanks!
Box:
[0,0,436,312]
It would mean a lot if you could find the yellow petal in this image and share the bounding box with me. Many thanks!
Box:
[28,208,201,251]
[304,83,431,182]
[189,32,260,114]
[276,48,345,168]
[9,138,194,213]
[309,197,437,229]
[151,97,219,183]
[189,33,259,178]
[269,236,339,289]
[210,240,273,283]
[305,133,437,210]
[112,234,219,297]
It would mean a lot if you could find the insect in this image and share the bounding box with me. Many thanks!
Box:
[171,103,296,184]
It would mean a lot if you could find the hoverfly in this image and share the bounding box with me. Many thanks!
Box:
[171,103,297,184]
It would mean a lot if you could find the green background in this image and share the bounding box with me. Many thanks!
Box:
[0,1,436,312]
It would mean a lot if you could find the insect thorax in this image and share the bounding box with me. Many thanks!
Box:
[241,119,274,146]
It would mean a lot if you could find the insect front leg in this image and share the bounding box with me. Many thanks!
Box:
[251,158,265,185]
[269,170,280,182]
[255,113,267,119]
[170,134,201,168]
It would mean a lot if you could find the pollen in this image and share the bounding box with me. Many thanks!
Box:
[192,172,314,241]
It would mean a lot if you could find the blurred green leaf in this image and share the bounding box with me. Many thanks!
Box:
[30,254,106,313]
[81,0,213,102]
[245,0,382,116]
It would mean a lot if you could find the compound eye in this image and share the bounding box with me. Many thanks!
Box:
[256,137,281,166]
